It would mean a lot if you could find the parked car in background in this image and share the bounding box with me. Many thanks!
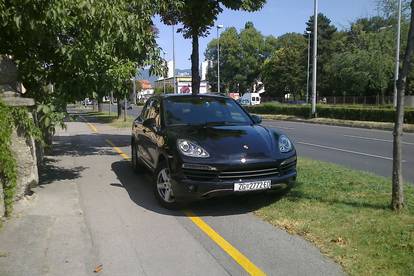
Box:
[82,98,93,106]
[240,92,261,106]
[131,94,297,208]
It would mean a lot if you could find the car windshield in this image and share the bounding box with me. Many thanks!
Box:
[164,96,253,126]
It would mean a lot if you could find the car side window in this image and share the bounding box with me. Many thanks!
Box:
[140,99,152,121]
[146,99,161,127]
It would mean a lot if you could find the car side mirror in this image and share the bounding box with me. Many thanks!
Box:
[251,114,262,124]
[143,118,156,129]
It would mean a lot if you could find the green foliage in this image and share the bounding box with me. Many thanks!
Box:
[247,103,414,123]
[160,0,266,93]
[256,158,414,275]
[0,102,16,217]
[305,13,338,96]
[0,0,173,103]
[206,23,268,93]
[262,33,307,99]
[154,85,174,95]
[36,103,66,145]
[0,100,41,217]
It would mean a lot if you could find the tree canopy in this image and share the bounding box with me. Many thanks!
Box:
[160,0,266,94]
[0,0,178,104]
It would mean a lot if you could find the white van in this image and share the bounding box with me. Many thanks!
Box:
[240,92,261,106]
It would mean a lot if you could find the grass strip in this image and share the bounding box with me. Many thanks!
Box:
[255,158,414,276]
[83,111,134,128]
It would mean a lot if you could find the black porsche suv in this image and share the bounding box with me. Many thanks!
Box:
[131,94,297,208]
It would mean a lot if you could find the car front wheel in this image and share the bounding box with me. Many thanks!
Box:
[153,161,178,209]
[131,140,143,173]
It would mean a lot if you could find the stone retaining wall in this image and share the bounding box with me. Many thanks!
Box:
[11,127,38,200]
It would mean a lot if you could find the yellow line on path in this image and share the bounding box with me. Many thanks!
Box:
[87,122,98,133]
[78,115,98,133]
[184,210,266,276]
[84,117,266,276]
[105,139,130,160]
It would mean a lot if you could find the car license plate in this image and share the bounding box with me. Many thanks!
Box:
[234,180,271,192]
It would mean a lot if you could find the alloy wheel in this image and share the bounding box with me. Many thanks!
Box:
[156,168,175,203]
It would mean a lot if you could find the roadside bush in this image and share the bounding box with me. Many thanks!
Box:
[246,104,414,124]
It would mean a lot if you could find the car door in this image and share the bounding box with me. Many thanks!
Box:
[144,99,162,169]
[134,99,152,167]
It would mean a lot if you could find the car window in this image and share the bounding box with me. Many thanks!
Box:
[144,99,161,127]
[164,97,253,126]
[140,99,152,120]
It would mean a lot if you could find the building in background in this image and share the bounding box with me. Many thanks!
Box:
[137,80,154,101]
[155,60,209,94]
[200,60,210,81]
[154,76,208,94]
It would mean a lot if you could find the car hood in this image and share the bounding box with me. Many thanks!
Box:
[168,124,282,162]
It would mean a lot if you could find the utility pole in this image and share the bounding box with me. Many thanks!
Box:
[162,50,167,94]
[172,25,177,94]
[132,77,136,105]
[306,31,311,104]
[311,0,318,117]
[393,0,402,108]
[217,24,223,94]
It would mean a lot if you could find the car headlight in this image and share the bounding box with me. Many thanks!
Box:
[279,135,292,153]
[177,139,210,158]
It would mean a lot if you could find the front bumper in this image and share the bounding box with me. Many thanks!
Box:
[170,165,297,202]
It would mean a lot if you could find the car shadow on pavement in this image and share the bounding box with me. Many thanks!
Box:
[111,160,286,217]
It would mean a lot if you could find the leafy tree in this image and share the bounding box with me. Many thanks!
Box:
[160,0,266,94]
[376,0,411,21]
[0,0,174,107]
[262,33,307,99]
[305,13,337,96]
[391,0,414,211]
[205,27,242,92]
[205,22,268,94]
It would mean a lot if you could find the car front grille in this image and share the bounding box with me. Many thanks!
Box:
[183,165,285,182]
[279,159,297,175]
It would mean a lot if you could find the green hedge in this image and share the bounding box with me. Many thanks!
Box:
[246,104,414,124]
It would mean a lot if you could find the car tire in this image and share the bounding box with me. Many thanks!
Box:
[153,161,179,209]
[131,139,143,173]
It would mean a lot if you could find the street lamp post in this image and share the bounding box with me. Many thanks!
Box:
[217,24,224,94]
[306,31,311,104]
[162,50,167,94]
[132,77,136,105]
[311,0,318,117]
[172,25,177,94]
[393,0,402,108]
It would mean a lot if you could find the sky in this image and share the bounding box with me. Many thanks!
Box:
[154,0,379,69]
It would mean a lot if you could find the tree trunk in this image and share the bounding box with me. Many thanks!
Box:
[98,97,103,112]
[117,99,122,118]
[391,0,414,211]
[191,32,200,95]
[124,96,127,122]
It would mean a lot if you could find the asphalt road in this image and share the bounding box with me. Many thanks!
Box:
[102,103,414,183]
